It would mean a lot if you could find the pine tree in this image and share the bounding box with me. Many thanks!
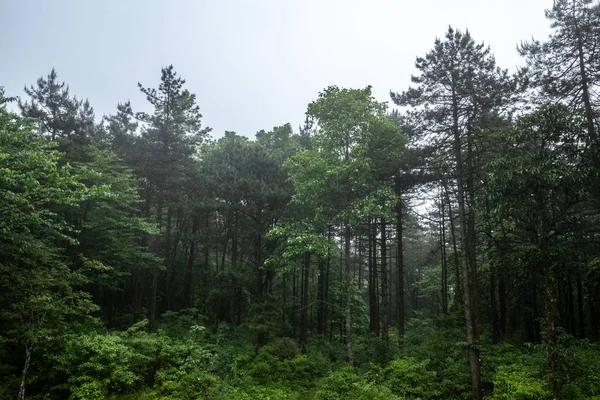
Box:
[519,0,600,143]
[391,27,514,399]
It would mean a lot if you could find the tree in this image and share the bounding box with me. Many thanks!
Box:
[281,86,400,361]
[519,0,600,143]
[391,27,515,399]
[19,68,97,160]
[133,65,211,330]
[482,104,592,398]
[0,91,99,399]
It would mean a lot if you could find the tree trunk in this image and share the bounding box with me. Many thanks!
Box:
[499,266,508,340]
[369,219,379,335]
[18,340,32,400]
[577,275,585,339]
[317,259,325,335]
[380,219,389,344]
[543,255,559,399]
[300,252,310,353]
[444,183,463,308]
[183,213,198,308]
[344,224,354,366]
[491,262,499,344]
[576,29,597,142]
[452,87,481,399]
[440,190,448,315]
[395,188,405,339]
[149,269,159,332]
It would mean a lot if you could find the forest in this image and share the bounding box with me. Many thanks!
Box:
[1,1,600,399]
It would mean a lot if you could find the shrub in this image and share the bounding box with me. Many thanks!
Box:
[313,366,402,400]
[55,333,145,399]
[489,364,549,400]
[272,337,299,360]
[378,357,441,399]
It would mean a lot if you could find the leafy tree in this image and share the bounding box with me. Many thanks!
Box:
[482,104,592,398]
[0,91,99,399]
[281,86,400,361]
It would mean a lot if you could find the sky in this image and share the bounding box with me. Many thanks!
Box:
[1,0,553,139]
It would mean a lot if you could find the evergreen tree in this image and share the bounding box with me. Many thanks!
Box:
[519,0,600,143]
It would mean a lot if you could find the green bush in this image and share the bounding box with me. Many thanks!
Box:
[151,368,221,399]
[55,333,146,399]
[556,336,600,399]
[489,364,549,400]
[378,357,440,399]
[272,337,299,360]
[313,366,402,400]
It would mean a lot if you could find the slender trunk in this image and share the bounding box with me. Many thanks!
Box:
[444,183,463,307]
[183,213,198,308]
[317,259,325,335]
[165,206,173,310]
[440,190,448,315]
[568,278,576,336]
[576,30,597,142]
[452,86,481,400]
[149,270,159,332]
[499,265,508,340]
[372,221,380,337]
[300,252,310,353]
[543,257,559,399]
[358,238,363,289]
[395,188,405,338]
[380,219,389,344]
[344,224,354,366]
[466,129,480,340]
[577,275,585,339]
[589,296,598,340]
[369,219,379,335]
[491,262,499,344]
[325,228,331,338]
[18,340,32,400]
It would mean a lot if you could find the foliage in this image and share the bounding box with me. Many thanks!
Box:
[488,364,549,400]
[312,366,402,400]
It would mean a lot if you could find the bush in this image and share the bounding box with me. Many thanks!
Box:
[313,366,402,400]
[272,337,299,360]
[55,333,146,399]
[489,364,549,400]
[378,357,440,399]
[151,368,221,399]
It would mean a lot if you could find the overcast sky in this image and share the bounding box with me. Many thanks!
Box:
[1,0,553,138]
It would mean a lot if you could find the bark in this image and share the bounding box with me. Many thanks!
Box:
[182,213,198,308]
[543,257,559,399]
[490,263,499,344]
[576,28,597,142]
[577,275,585,339]
[568,278,576,336]
[344,224,354,366]
[395,189,405,338]
[300,252,310,353]
[440,191,448,315]
[499,266,508,340]
[149,270,159,332]
[317,258,325,335]
[452,85,481,400]
[380,219,389,344]
[443,183,463,307]
[18,340,32,400]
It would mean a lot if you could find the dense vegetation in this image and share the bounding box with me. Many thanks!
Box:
[2,1,600,398]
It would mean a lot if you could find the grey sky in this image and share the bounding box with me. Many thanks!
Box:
[1,0,552,138]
